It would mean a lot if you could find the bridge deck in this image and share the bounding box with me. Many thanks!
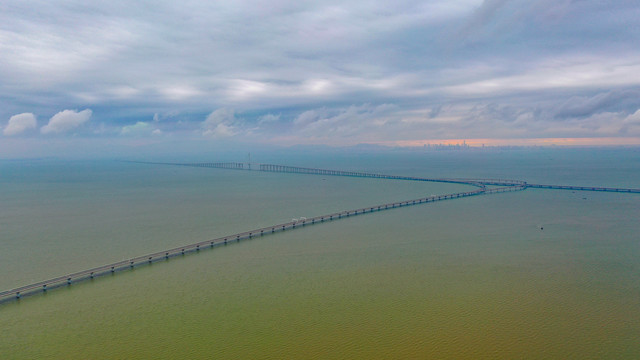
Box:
[3,161,636,303]
[2,183,519,302]
[527,184,640,193]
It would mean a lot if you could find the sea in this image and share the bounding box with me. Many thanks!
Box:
[0,147,638,359]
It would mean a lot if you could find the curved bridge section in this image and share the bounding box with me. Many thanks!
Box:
[2,161,636,303]
[1,186,497,303]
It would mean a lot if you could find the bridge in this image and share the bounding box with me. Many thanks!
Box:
[527,184,640,193]
[1,161,636,303]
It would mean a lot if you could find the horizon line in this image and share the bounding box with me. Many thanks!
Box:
[375,137,640,148]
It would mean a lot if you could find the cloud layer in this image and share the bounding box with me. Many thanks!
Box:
[1,0,640,148]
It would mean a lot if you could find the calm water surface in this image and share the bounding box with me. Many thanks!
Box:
[0,148,639,359]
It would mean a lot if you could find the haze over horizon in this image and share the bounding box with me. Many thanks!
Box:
[2,0,640,157]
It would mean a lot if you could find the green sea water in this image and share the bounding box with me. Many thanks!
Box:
[1,148,639,359]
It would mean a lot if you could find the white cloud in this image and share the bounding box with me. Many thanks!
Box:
[2,1,640,146]
[107,86,140,99]
[4,113,37,136]
[202,108,238,137]
[303,79,332,94]
[258,113,281,124]
[158,85,202,101]
[41,109,92,134]
[121,121,150,135]
[294,109,328,126]
[227,79,268,100]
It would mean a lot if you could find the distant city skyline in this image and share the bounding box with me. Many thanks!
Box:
[2,1,640,156]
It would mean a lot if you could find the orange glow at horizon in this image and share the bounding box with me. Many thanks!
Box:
[381,137,640,147]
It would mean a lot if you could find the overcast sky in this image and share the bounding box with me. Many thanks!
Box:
[2,0,640,155]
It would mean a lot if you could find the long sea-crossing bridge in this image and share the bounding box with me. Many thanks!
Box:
[1,161,638,303]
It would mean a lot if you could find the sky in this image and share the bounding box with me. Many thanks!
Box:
[2,0,640,157]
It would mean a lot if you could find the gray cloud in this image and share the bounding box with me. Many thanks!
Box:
[257,113,281,124]
[283,103,401,143]
[555,90,640,118]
